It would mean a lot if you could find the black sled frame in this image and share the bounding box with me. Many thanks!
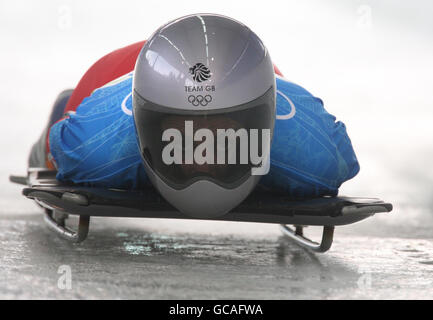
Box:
[10,168,392,252]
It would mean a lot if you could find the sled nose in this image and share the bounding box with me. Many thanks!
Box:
[155,177,259,219]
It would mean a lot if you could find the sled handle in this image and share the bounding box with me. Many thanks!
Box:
[44,209,90,243]
[280,225,334,253]
[34,197,89,243]
[9,175,28,186]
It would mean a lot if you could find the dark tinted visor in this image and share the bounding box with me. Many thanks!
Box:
[133,87,275,189]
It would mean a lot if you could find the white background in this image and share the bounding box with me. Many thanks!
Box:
[1,0,432,232]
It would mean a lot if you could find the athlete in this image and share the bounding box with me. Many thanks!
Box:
[28,14,360,217]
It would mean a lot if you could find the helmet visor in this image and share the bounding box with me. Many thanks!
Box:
[133,87,275,189]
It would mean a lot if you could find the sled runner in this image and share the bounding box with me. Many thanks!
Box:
[10,168,392,252]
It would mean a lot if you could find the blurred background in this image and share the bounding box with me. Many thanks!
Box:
[0,0,432,299]
[1,0,432,235]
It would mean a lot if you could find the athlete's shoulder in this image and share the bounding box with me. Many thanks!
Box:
[65,41,146,113]
[76,71,134,117]
[275,74,315,97]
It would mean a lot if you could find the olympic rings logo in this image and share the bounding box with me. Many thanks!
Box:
[188,95,212,106]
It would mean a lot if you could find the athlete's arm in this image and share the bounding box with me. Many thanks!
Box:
[259,76,360,197]
[48,72,359,196]
[46,40,358,195]
[48,73,149,189]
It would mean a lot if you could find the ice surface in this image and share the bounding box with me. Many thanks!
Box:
[0,0,432,299]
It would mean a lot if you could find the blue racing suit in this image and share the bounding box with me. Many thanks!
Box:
[49,73,360,197]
